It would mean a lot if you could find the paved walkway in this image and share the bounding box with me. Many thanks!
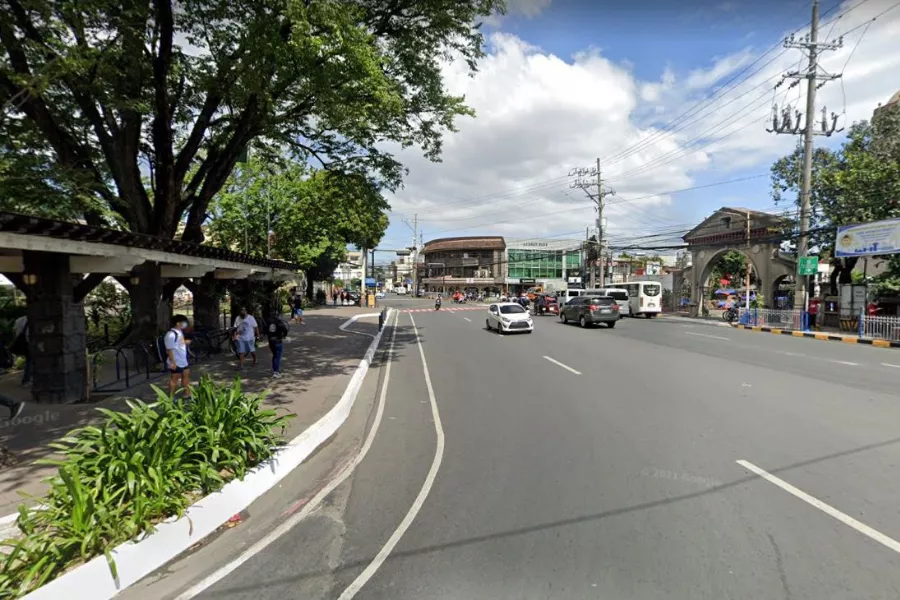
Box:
[0,306,381,522]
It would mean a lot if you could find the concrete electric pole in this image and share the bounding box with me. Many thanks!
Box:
[401,214,418,295]
[768,0,842,312]
[570,160,615,288]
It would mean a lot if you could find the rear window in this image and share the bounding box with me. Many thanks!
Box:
[608,290,628,301]
[588,297,616,305]
[643,284,661,297]
[499,304,526,314]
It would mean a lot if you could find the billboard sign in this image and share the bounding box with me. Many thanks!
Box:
[834,218,900,257]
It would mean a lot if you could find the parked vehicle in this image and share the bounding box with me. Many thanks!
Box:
[559,296,620,328]
[486,302,533,334]
[375,291,386,299]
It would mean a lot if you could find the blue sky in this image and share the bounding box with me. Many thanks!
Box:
[373,0,900,264]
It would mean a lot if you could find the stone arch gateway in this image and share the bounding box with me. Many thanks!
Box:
[673,207,796,313]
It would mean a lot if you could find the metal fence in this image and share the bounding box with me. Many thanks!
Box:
[738,308,805,330]
[860,314,900,342]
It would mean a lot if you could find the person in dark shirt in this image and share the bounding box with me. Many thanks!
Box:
[266,312,290,378]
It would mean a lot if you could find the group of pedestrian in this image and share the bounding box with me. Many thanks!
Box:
[162,301,301,399]
[332,290,354,306]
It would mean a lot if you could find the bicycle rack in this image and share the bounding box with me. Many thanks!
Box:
[91,346,131,393]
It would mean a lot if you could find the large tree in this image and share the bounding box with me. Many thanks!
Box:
[770,108,900,294]
[207,157,388,298]
[0,0,502,334]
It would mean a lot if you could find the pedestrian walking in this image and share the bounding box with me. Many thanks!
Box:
[10,315,31,386]
[164,314,192,399]
[292,296,304,323]
[266,312,290,378]
[233,307,259,370]
[808,297,820,330]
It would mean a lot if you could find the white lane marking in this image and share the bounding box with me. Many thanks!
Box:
[684,331,730,341]
[881,363,900,369]
[174,312,401,600]
[736,459,900,555]
[542,356,582,375]
[777,351,857,366]
[338,313,446,599]
[463,317,472,322]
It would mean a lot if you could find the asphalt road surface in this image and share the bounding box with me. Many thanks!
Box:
[178,298,900,600]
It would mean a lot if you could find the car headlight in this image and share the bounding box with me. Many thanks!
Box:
[501,317,510,323]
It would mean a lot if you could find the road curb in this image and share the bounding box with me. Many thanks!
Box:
[730,323,900,349]
[21,309,395,600]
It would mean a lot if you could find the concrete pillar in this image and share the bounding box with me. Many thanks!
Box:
[22,251,88,404]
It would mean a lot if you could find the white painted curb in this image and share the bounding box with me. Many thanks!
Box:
[20,308,393,600]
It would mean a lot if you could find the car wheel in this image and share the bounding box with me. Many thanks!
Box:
[607,321,616,328]
[486,319,491,331]
[497,323,504,335]
[561,313,568,324]
[645,313,652,319]
[579,315,588,328]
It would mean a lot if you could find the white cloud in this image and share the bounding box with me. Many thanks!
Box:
[382,0,900,247]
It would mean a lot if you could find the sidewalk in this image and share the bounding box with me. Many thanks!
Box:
[0,306,381,522]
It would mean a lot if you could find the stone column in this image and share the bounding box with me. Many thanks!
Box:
[22,251,88,404]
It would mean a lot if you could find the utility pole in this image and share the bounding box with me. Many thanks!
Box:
[745,209,752,313]
[768,0,842,312]
[401,214,419,295]
[570,160,615,289]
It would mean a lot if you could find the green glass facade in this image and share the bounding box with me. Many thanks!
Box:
[507,249,583,280]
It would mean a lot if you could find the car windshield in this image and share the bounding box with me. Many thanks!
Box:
[643,284,661,297]
[499,304,526,314]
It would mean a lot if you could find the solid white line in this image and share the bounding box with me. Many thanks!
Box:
[827,359,858,366]
[881,363,900,369]
[736,459,900,555]
[463,317,472,322]
[174,312,400,600]
[684,331,730,341]
[338,313,446,599]
[542,356,582,375]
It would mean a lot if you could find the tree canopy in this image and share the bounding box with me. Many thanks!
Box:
[207,156,388,296]
[0,0,503,242]
[770,105,900,291]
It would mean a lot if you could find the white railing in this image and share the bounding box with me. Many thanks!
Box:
[738,307,805,330]
[860,314,900,342]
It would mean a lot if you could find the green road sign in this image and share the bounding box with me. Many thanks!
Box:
[798,256,818,276]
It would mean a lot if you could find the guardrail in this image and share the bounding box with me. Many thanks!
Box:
[860,314,900,342]
[738,308,805,330]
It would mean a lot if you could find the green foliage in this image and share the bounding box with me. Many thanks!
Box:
[85,280,131,338]
[207,158,386,266]
[709,250,747,286]
[0,377,292,598]
[0,0,503,242]
[332,278,345,288]
[350,278,362,289]
[770,110,900,290]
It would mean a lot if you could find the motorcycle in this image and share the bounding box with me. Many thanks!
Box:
[723,307,738,323]
[435,298,442,311]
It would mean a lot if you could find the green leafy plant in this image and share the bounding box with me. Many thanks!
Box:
[0,377,292,598]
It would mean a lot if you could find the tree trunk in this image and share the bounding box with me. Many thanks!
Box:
[838,257,858,284]
[305,276,315,301]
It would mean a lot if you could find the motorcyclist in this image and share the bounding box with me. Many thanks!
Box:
[435,294,442,310]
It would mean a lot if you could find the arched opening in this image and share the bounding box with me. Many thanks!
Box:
[698,249,761,316]
[771,274,796,309]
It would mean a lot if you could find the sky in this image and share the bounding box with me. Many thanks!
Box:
[373,0,900,264]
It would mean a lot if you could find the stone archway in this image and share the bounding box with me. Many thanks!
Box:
[697,247,763,311]
[683,207,795,314]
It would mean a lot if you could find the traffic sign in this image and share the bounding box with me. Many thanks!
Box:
[798,256,818,276]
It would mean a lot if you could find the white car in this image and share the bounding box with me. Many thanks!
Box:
[375,291,386,299]
[485,302,534,334]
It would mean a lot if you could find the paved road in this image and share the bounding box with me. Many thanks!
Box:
[181,300,900,599]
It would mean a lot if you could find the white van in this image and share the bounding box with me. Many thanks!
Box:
[395,286,407,295]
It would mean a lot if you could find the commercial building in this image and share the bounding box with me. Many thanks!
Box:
[420,236,587,295]
[420,236,505,294]
[504,238,585,294]
[333,250,363,283]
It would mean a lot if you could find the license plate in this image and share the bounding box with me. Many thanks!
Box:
[600,309,611,313]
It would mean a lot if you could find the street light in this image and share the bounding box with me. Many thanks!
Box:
[427,262,445,296]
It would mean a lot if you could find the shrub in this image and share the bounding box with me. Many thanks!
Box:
[0,376,292,598]
[315,289,327,305]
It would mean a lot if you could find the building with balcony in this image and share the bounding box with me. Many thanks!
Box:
[420,236,506,294]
